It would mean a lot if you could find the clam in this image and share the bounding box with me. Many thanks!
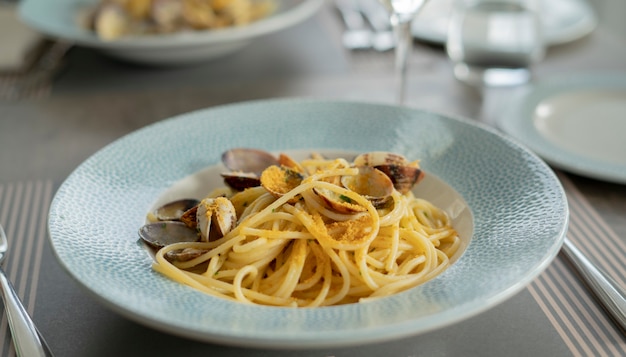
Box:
[278,153,304,173]
[164,247,208,262]
[260,165,304,202]
[152,198,200,222]
[196,197,237,242]
[340,166,394,207]
[222,148,279,174]
[138,221,199,250]
[138,221,207,262]
[316,166,394,213]
[353,152,424,194]
[221,148,280,191]
[221,172,261,191]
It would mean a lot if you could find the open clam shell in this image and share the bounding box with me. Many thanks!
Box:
[260,165,304,202]
[152,198,200,221]
[221,148,280,191]
[374,164,424,194]
[138,221,200,249]
[341,166,394,206]
[315,166,394,213]
[353,151,424,193]
[220,172,261,191]
[222,148,279,174]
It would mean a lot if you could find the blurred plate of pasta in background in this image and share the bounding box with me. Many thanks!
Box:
[18,0,324,65]
[48,99,568,348]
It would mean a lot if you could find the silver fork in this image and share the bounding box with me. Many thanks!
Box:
[562,237,626,331]
[0,224,54,356]
[359,0,395,52]
[334,0,373,50]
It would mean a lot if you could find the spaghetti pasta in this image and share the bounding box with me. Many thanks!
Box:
[151,152,459,307]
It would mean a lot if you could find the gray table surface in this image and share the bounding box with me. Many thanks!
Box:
[1,0,625,356]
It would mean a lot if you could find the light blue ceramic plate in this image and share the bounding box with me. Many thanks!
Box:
[48,99,568,348]
[498,73,626,184]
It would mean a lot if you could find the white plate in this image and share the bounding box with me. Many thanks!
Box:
[18,0,323,65]
[497,73,626,184]
[48,99,567,348]
[412,0,597,46]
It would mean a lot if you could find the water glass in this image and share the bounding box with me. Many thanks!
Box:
[446,0,545,86]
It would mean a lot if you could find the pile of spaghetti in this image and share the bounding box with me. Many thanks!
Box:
[152,153,460,307]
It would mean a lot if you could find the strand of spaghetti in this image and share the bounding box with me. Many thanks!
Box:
[423,250,450,281]
[411,198,451,228]
[161,234,246,270]
[295,241,328,291]
[356,245,380,290]
[359,254,428,285]
[337,250,365,286]
[204,253,225,277]
[303,250,333,307]
[378,191,406,227]
[239,227,314,240]
[152,263,238,301]
[442,236,461,257]
[300,188,364,222]
[396,255,427,275]
[238,194,275,222]
[365,252,386,270]
[368,271,433,298]
[321,246,352,306]
[385,223,401,272]
[261,251,300,295]
[181,268,297,306]
[239,210,300,229]
[222,238,288,270]
[233,265,259,304]
[427,229,457,243]
[415,230,440,275]
[230,187,268,212]
[273,239,307,298]
[232,236,268,253]
[301,157,351,170]
[251,264,265,292]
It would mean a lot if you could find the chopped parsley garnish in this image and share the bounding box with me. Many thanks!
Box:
[339,195,353,203]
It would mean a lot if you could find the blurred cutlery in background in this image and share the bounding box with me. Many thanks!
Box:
[359,0,395,51]
[334,0,373,50]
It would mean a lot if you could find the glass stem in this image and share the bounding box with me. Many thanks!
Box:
[391,16,413,105]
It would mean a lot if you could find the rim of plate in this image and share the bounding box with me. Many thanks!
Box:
[48,98,568,348]
[19,0,324,49]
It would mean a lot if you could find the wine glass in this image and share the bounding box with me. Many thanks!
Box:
[378,0,428,104]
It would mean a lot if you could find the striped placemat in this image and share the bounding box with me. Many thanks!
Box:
[0,180,54,357]
[528,174,626,356]
[0,177,624,356]
[0,40,70,101]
